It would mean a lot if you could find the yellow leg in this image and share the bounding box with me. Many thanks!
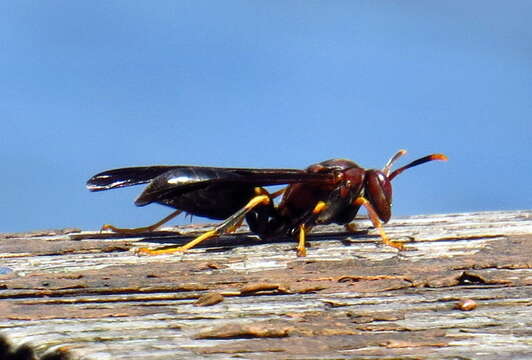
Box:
[354,197,404,250]
[101,210,182,234]
[296,200,327,257]
[137,194,271,255]
[297,224,307,257]
[344,222,358,233]
[312,200,327,214]
[138,229,219,255]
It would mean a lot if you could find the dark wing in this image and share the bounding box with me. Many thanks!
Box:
[134,166,335,206]
[86,166,186,191]
[87,164,335,216]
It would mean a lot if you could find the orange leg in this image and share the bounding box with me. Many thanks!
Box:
[344,222,358,233]
[297,224,307,257]
[137,193,271,255]
[269,187,286,199]
[296,200,328,257]
[354,197,404,250]
[101,210,182,234]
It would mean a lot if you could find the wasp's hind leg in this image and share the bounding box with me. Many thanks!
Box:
[137,189,272,255]
[344,222,358,233]
[101,210,183,234]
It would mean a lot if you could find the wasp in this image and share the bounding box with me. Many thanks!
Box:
[87,150,447,256]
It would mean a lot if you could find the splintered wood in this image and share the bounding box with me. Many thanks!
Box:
[0,211,531,360]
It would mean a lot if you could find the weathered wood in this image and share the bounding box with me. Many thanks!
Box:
[0,210,531,360]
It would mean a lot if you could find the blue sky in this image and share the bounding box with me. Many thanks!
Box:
[1,1,531,232]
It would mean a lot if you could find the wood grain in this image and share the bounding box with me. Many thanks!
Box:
[0,210,531,359]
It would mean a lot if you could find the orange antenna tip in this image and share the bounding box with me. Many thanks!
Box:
[432,154,448,161]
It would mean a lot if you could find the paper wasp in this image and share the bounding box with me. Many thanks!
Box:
[87,150,447,256]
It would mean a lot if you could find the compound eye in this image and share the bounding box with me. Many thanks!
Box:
[377,172,392,202]
[365,170,392,222]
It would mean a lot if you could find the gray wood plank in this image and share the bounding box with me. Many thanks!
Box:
[0,210,531,359]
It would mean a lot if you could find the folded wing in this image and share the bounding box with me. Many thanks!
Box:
[87,166,182,191]
[87,165,335,219]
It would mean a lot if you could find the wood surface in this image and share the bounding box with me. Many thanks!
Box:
[0,210,531,360]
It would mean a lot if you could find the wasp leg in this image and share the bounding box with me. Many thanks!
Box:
[297,224,307,257]
[101,210,182,234]
[296,201,328,257]
[344,223,358,233]
[353,197,404,250]
[270,187,286,199]
[137,193,272,255]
